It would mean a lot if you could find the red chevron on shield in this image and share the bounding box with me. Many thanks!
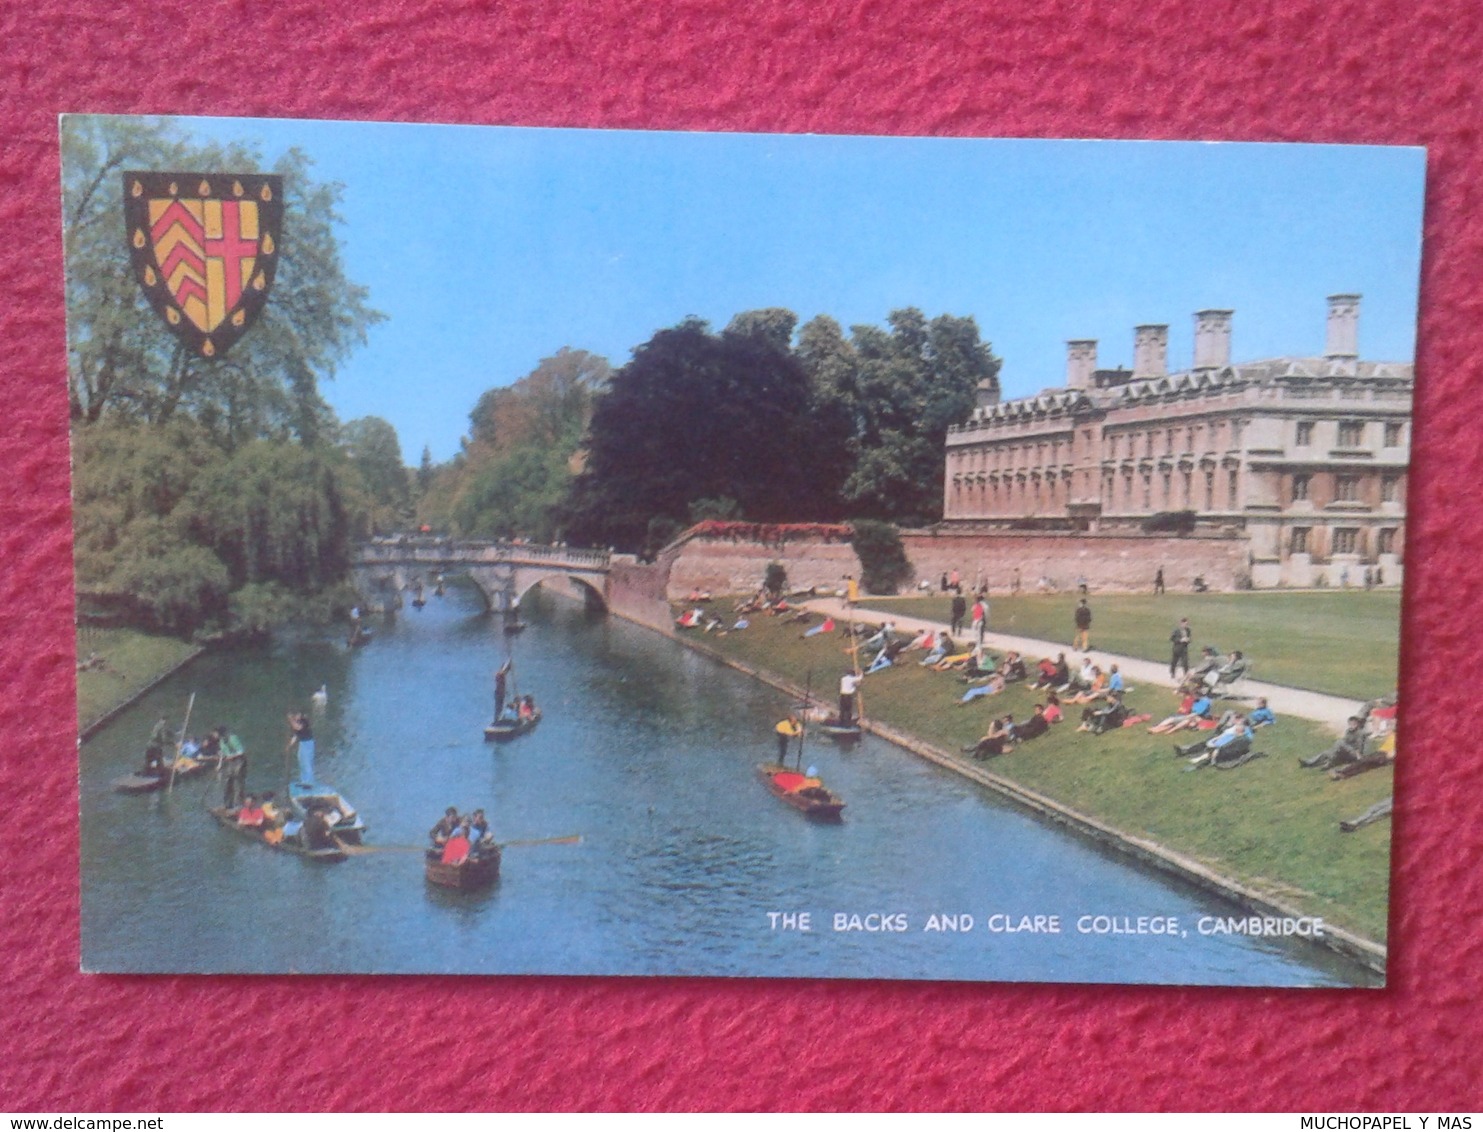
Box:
[123,172,284,358]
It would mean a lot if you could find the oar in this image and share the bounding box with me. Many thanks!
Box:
[500,834,582,848]
[331,834,582,856]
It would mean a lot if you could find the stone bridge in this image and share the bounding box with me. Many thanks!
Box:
[350,538,613,613]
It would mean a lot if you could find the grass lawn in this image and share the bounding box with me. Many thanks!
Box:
[692,608,1393,944]
[858,590,1401,702]
[76,626,200,731]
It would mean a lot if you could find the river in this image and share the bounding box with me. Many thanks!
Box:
[81,583,1375,986]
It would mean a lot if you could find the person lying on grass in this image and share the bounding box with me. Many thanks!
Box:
[1148,692,1213,734]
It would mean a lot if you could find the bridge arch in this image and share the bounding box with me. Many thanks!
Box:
[348,539,612,615]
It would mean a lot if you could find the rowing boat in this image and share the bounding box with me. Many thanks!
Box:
[424,845,502,889]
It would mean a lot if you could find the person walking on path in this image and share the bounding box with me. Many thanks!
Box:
[970,596,988,646]
[1073,598,1092,651]
[950,592,967,636]
[1170,617,1192,679]
[1154,566,1165,595]
[844,574,859,608]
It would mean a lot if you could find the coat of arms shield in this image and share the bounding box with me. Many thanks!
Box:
[122,172,284,357]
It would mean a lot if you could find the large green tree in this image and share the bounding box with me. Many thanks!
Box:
[564,318,816,552]
[62,116,382,443]
[836,309,1000,521]
[422,348,610,540]
[340,415,412,533]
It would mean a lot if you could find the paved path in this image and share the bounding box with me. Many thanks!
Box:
[802,597,1362,731]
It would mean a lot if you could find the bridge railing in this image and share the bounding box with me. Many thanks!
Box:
[355,538,611,570]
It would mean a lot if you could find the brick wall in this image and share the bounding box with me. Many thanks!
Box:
[901,530,1247,593]
[604,554,677,634]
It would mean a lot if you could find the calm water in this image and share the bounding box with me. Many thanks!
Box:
[81,584,1375,985]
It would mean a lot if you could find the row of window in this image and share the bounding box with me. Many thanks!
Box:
[1296,420,1405,447]
[952,418,1408,476]
[1105,421,1237,461]
[1290,527,1398,555]
[1291,473,1403,504]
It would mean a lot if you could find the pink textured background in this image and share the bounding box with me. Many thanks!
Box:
[3,0,1480,1112]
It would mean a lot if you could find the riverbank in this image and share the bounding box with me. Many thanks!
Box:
[76,627,204,740]
[669,606,1390,967]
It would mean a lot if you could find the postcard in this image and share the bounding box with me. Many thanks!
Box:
[67,115,1419,985]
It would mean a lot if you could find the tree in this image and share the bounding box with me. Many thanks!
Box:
[62,116,383,442]
[564,319,815,551]
[430,348,609,539]
[341,416,412,533]
[838,309,999,522]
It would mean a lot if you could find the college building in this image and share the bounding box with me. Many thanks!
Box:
[943,295,1412,588]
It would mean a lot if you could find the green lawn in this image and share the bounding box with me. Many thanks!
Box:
[76,626,200,731]
[858,591,1402,702]
[693,609,1393,945]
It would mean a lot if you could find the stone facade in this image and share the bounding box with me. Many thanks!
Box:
[943,295,1411,588]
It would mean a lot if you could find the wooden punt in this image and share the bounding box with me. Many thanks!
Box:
[484,710,541,742]
[756,763,846,821]
[209,807,346,862]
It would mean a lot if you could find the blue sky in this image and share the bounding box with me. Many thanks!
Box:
[168,116,1425,463]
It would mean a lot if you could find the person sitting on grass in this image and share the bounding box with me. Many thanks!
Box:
[1049,653,1072,690]
[1043,692,1065,725]
[1179,715,1259,769]
[1148,692,1195,733]
[1148,692,1213,734]
[861,622,896,652]
[1067,667,1108,704]
[957,671,1007,704]
[964,715,1015,760]
[919,633,954,666]
[957,644,997,679]
[1299,715,1368,770]
[1180,647,1221,693]
[1000,652,1028,683]
[1248,698,1276,728]
[1203,649,1249,690]
[903,628,936,652]
[1031,656,1060,689]
[1014,703,1052,742]
[864,638,906,675]
[801,616,835,639]
[1078,690,1129,734]
[925,646,972,673]
[1330,729,1395,780]
[1106,664,1125,695]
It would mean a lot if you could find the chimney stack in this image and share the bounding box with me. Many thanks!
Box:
[1066,340,1097,389]
[1326,293,1360,373]
[1193,309,1233,370]
[1133,324,1169,379]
